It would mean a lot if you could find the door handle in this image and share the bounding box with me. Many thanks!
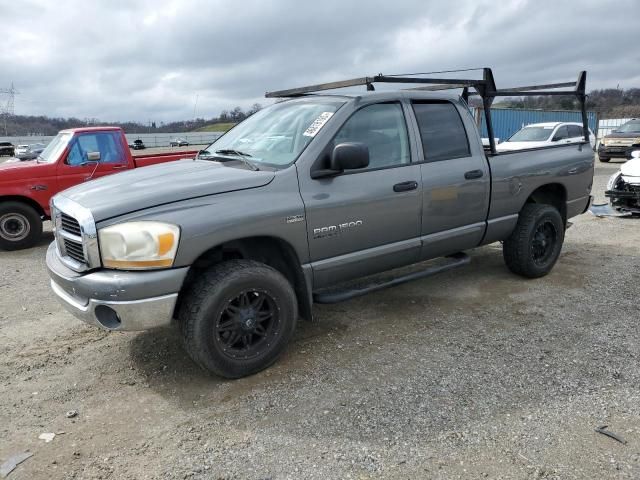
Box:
[464,169,483,180]
[393,181,418,192]
[112,164,127,170]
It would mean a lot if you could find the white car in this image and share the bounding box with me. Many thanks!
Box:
[496,122,595,152]
[14,144,30,156]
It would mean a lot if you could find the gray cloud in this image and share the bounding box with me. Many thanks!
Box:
[1,0,638,122]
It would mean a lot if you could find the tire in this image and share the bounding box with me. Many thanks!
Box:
[0,201,43,251]
[503,204,565,278]
[599,156,610,163]
[178,259,298,378]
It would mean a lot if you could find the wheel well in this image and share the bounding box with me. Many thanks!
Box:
[525,184,567,224]
[178,236,313,321]
[0,196,46,219]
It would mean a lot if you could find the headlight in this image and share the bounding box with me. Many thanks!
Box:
[606,172,621,191]
[98,222,180,269]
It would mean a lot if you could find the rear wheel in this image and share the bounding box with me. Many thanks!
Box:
[178,259,298,378]
[503,204,564,278]
[0,202,42,251]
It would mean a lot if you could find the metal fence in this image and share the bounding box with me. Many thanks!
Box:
[472,107,598,143]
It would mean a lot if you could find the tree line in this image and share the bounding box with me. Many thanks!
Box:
[494,87,640,118]
[0,103,263,137]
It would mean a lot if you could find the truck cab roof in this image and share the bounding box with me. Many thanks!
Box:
[59,126,123,134]
[285,90,461,102]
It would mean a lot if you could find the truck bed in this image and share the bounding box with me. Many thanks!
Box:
[132,148,199,168]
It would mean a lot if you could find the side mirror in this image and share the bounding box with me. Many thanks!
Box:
[86,151,101,162]
[311,142,370,179]
[331,142,369,170]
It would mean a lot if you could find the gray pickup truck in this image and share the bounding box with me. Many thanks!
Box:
[46,69,594,378]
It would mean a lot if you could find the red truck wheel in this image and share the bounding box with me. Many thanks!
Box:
[0,202,43,250]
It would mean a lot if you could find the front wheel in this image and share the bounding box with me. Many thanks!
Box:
[503,204,565,278]
[178,259,298,378]
[599,156,610,163]
[0,202,43,251]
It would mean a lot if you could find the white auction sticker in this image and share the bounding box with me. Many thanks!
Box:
[303,112,334,137]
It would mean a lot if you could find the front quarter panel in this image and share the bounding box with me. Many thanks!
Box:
[95,166,309,267]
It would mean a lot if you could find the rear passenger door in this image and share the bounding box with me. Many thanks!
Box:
[410,101,490,259]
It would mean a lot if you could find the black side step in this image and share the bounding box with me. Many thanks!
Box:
[313,252,470,304]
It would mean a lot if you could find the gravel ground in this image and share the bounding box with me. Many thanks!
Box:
[1,158,639,479]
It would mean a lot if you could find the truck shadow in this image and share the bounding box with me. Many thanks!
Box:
[126,240,636,413]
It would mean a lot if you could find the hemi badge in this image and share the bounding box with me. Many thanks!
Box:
[286,215,304,224]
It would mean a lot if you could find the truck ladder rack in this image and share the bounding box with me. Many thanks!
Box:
[265,67,588,155]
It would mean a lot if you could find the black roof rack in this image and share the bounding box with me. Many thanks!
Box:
[265,67,588,155]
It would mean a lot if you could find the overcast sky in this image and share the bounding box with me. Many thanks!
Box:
[1,0,639,122]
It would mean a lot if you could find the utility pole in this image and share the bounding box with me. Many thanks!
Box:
[193,94,199,121]
[0,82,19,136]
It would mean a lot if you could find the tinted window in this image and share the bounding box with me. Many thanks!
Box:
[67,132,125,166]
[553,126,569,141]
[412,102,470,162]
[568,125,583,138]
[333,102,410,170]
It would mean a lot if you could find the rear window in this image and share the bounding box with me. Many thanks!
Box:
[412,102,470,162]
[568,125,583,138]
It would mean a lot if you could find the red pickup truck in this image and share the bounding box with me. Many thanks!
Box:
[0,126,197,250]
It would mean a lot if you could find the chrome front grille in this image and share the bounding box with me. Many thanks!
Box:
[51,196,100,272]
[60,213,82,236]
[63,238,85,264]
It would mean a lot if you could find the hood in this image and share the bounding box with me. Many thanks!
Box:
[57,159,275,221]
[620,157,640,182]
[0,159,51,181]
[604,131,640,140]
[496,141,548,152]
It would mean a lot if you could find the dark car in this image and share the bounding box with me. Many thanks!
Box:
[0,142,15,157]
[130,139,146,150]
[169,138,189,147]
[598,119,640,162]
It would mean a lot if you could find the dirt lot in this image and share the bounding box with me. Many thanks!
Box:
[1,159,639,479]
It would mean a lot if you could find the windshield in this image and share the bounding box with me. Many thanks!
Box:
[199,98,345,167]
[508,126,554,142]
[617,121,640,133]
[38,132,72,163]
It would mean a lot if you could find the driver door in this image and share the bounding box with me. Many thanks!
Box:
[57,131,129,191]
[299,102,422,288]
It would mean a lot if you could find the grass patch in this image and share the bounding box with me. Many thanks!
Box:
[194,122,236,132]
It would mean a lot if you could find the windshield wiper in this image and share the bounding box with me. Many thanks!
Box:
[215,149,253,157]
[213,149,259,171]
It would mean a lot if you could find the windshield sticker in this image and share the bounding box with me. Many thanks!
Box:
[303,112,334,137]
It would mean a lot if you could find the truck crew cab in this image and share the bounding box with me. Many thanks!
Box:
[46,69,594,378]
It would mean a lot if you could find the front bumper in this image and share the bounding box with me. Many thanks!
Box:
[598,144,640,159]
[46,242,189,331]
